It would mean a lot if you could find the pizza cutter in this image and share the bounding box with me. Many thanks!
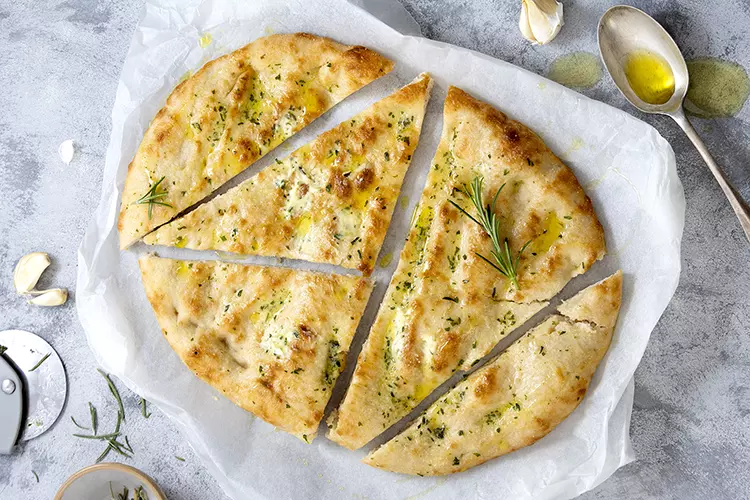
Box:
[0,329,67,454]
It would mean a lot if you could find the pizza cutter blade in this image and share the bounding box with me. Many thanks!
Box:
[0,329,67,451]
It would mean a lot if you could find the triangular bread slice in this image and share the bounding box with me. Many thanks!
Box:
[138,255,372,442]
[327,87,606,450]
[144,74,433,275]
[364,271,623,475]
[119,33,394,249]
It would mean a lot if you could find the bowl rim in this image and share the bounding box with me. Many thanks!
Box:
[54,462,167,500]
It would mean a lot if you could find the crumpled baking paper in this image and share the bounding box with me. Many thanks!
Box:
[76,0,685,498]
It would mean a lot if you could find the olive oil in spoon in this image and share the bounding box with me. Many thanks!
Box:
[598,5,750,243]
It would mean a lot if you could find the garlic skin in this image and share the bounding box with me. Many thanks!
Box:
[519,0,564,45]
[28,289,68,307]
[14,252,51,293]
[58,140,75,165]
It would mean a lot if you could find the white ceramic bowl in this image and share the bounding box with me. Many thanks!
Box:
[55,463,166,500]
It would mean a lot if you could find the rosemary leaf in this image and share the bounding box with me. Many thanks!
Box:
[89,402,98,435]
[175,456,186,462]
[139,397,151,419]
[134,486,148,500]
[29,353,50,372]
[97,445,112,464]
[98,369,125,422]
[70,416,89,430]
[32,470,39,483]
[73,432,121,440]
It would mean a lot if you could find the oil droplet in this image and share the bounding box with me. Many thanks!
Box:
[624,50,675,105]
[532,212,564,253]
[537,81,547,90]
[378,252,393,268]
[685,58,750,118]
[399,195,409,210]
[264,26,275,35]
[547,52,603,90]
[569,136,584,152]
[198,33,212,48]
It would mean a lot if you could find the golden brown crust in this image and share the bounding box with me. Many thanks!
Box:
[119,33,393,249]
[327,87,606,450]
[363,271,623,475]
[144,74,433,276]
[138,255,372,442]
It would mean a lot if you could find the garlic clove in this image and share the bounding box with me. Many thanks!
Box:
[28,288,68,307]
[14,252,51,294]
[58,139,75,165]
[519,0,564,45]
[519,2,536,42]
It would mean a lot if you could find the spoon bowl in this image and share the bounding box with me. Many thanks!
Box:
[598,5,688,114]
[597,5,750,243]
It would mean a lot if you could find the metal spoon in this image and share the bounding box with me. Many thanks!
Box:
[598,5,750,243]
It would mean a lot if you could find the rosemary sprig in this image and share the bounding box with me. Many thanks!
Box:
[29,353,50,372]
[134,486,148,500]
[133,176,172,219]
[448,176,530,290]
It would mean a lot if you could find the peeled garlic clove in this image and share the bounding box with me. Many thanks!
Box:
[14,252,51,294]
[28,288,68,307]
[519,0,564,45]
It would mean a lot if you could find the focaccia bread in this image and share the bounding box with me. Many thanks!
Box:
[327,87,606,450]
[119,33,393,249]
[364,271,623,475]
[144,74,432,275]
[138,255,372,442]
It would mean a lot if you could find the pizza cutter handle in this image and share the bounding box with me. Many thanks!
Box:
[0,355,23,454]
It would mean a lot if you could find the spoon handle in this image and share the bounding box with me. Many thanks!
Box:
[671,108,750,244]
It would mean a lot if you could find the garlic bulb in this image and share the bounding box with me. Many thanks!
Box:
[519,0,564,45]
[28,289,69,307]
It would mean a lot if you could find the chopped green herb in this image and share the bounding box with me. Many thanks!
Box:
[175,456,185,462]
[32,470,39,483]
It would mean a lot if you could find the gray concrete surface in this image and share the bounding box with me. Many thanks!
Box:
[1,0,748,499]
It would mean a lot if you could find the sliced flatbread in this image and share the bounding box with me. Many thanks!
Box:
[119,33,394,249]
[144,73,433,275]
[364,271,623,475]
[327,87,606,449]
[138,255,372,442]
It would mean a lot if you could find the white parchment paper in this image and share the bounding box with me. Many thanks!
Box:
[76,0,685,498]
